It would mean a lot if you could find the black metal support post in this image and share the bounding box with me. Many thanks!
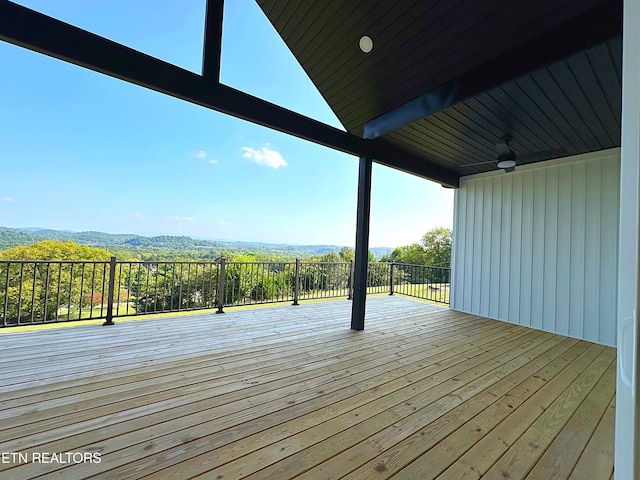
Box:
[292,259,300,305]
[216,258,225,314]
[202,0,224,82]
[389,261,395,296]
[103,256,116,326]
[351,156,372,331]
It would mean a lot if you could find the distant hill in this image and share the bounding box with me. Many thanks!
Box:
[0,227,393,259]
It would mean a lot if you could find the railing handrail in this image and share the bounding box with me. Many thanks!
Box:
[0,259,115,265]
[0,259,451,268]
[0,258,450,327]
[389,262,450,269]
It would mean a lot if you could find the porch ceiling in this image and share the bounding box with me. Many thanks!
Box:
[258,0,622,176]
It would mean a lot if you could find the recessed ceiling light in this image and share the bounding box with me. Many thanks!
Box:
[359,36,373,53]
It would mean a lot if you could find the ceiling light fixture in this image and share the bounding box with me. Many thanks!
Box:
[359,36,373,53]
[496,159,516,169]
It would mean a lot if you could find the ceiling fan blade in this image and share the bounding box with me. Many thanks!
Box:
[517,147,566,161]
[460,160,497,168]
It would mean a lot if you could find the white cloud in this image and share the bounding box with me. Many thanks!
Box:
[133,212,144,219]
[242,146,287,169]
[168,216,195,222]
[1,197,14,203]
[193,149,218,165]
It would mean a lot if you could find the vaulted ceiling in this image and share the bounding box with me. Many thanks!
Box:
[257,0,622,177]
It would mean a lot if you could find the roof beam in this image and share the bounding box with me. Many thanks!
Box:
[202,0,225,82]
[0,0,459,187]
[363,0,623,139]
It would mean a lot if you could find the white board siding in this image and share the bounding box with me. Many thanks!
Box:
[451,150,620,346]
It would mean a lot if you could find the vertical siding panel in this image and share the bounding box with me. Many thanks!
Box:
[543,166,559,333]
[480,178,492,317]
[569,162,586,339]
[499,175,512,320]
[519,170,534,327]
[471,181,484,313]
[451,189,462,309]
[509,172,523,324]
[600,155,620,345]
[463,181,475,311]
[584,159,602,342]
[556,163,572,336]
[489,176,503,318]
[453,151,619,346]
[531,168,546,330]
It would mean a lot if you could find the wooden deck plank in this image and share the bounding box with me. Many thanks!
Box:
[0,309,478,405]
[292,333,571,480]
[29,315,528,479]
[0,304,459,390]
[388,340,595,480]
[525,360,616,479]
[0,315,476,412]
[480,349,615,479]
[341,337,583,480]
[127,331,548,480]
[568,395,616,480]
[0,296,616,480]
[415,343,612,480]
[0,315,507,445]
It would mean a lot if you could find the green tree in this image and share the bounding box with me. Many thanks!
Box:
[421,227,452,267]
[0,240,112,261]
[339,247,354,262]
[0,241,113,323]
[130,261,219,313]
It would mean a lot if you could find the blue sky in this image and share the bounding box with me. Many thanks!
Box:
[0,0,453,247]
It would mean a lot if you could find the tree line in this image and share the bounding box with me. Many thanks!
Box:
[0,228,451,323]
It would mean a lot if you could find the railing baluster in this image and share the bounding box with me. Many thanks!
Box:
[115,262,122,316]
[29,262,37,324]
[292,259,300,306]
[153,263,159,313]
[78,263,85,320]
[103,256,116,326]
[67,263,74,321]
[16,262,24,323]
[216,258,225,314]
[42,263,50,322]
[348,260,354,300]
[201,263,206,308]
[100,262,107,318]
[2,262,9,326]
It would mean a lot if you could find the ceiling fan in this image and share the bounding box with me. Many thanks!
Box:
[462,135,565,173]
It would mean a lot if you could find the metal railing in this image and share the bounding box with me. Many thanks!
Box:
[391,263,450,304]
[0,258,450,327]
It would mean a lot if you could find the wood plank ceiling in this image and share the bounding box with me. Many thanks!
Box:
[257,0,622,176]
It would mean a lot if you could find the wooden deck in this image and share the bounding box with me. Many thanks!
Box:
[0,296,615,480]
